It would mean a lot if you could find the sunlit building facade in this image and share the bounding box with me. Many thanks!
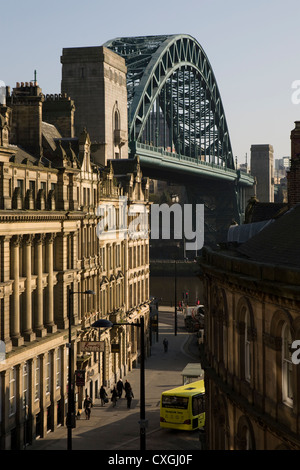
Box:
[0,47,150,450]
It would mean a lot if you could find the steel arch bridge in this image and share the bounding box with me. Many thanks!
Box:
[105,34,236,168]
[104,34,254,243]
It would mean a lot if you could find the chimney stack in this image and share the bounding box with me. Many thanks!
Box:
[7,82,44,159]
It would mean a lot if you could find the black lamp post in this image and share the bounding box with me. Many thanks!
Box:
[174,259,177,336]
[67,289,95,451]
[91,316,146,451]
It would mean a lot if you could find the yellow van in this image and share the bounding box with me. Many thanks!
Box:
[160,380,205,431]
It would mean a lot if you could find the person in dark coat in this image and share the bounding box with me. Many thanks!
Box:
[84,395,93,419]
[163,337,168,352]
[117,379,124,398]
[111,386,118,407]
[125,387,134,409]
[100,385,108,406]
[124,379,131,394]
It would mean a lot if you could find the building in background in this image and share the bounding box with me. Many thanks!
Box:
[0,59,150,449]
[250,144,274,202]
[200,122,300,450]
[61,46,128,167]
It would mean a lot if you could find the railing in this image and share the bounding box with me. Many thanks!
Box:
[132,142,254,186]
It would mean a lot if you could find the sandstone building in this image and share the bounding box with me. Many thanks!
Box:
[0,55,150,449]
[61,46,128,167]
[200,123,300,450]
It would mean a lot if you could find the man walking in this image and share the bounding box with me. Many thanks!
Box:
[117,379,124,398]
[84,395,93,419]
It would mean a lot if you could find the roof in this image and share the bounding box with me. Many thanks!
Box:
[42,121,62,151]
[7,145,38,164]
[247,202,287,223]
[227,219,274,244]
[237,204,300,268]
[161,380,205,396]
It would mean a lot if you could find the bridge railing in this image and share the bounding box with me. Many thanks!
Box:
[132,142,254,187]
[135,142,237,173]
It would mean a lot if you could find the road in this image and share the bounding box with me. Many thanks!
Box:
[27,307,203,452]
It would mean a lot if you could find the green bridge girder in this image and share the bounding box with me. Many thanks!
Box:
[104,34,254,239]
[104,34,242,172]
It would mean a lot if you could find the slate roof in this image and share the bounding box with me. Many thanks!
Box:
[237,204,300,268]
[247,202,287,223]
[42,121,62,151]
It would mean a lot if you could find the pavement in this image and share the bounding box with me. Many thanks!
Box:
[26,307,201,452]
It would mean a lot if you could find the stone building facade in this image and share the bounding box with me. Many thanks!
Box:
[200,123,300,450]
[0,77,150,449]
[61,46,128,166]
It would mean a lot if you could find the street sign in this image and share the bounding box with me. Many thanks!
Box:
[80,341,105,352]
[75,370,85,387]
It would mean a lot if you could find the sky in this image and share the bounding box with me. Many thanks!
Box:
[1,0,300,164]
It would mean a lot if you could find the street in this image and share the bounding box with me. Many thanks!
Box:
[27,307,202,452]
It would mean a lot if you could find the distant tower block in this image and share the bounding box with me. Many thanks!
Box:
[60,46,128,166]
[250,144,274,202]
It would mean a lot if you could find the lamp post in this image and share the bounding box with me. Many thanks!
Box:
[91,316,146,451]
[67,289,95,451]
[174,259,177,336]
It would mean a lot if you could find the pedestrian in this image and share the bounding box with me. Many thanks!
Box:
[124,379,131,394]
[117,378,124,398]
[125,387,134,409]
[100,385,108,406]
[163,337,168,352]
[84,395,93,419]
[111,386,118,407]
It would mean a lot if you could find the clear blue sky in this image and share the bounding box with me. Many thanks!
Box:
[1,0,300,163]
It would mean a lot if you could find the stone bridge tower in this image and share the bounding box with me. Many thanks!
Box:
[61,46,128,166]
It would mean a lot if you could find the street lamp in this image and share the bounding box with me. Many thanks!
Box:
[174,259,177,336]
[91,316,146,451]
[67,289,95,451]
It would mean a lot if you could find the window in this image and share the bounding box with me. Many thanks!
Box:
[192,394,205,415]
[162,396,189,409]
[114,110,120,130]
[17,179,24,197]
[29,180,36,196]
[9,367,16,416]
[35,357,40,401]
[245,311,251,382]
[56,348,61,388]
[282,323,293,406]
[45,352,51,395]
[23,362,29,409]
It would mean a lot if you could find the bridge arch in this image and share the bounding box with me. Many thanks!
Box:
[104,34,234,169]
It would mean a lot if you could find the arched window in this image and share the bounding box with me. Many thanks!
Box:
[114,110,120,131]
[245,310,251,382]
[237,298,255,383]
[236,415,255,450]
[282,322,293,406]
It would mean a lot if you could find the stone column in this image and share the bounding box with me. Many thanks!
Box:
[11,235,24,347]
[34,234,47,337]
[45,233,57,333]
[23,235,36,342]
